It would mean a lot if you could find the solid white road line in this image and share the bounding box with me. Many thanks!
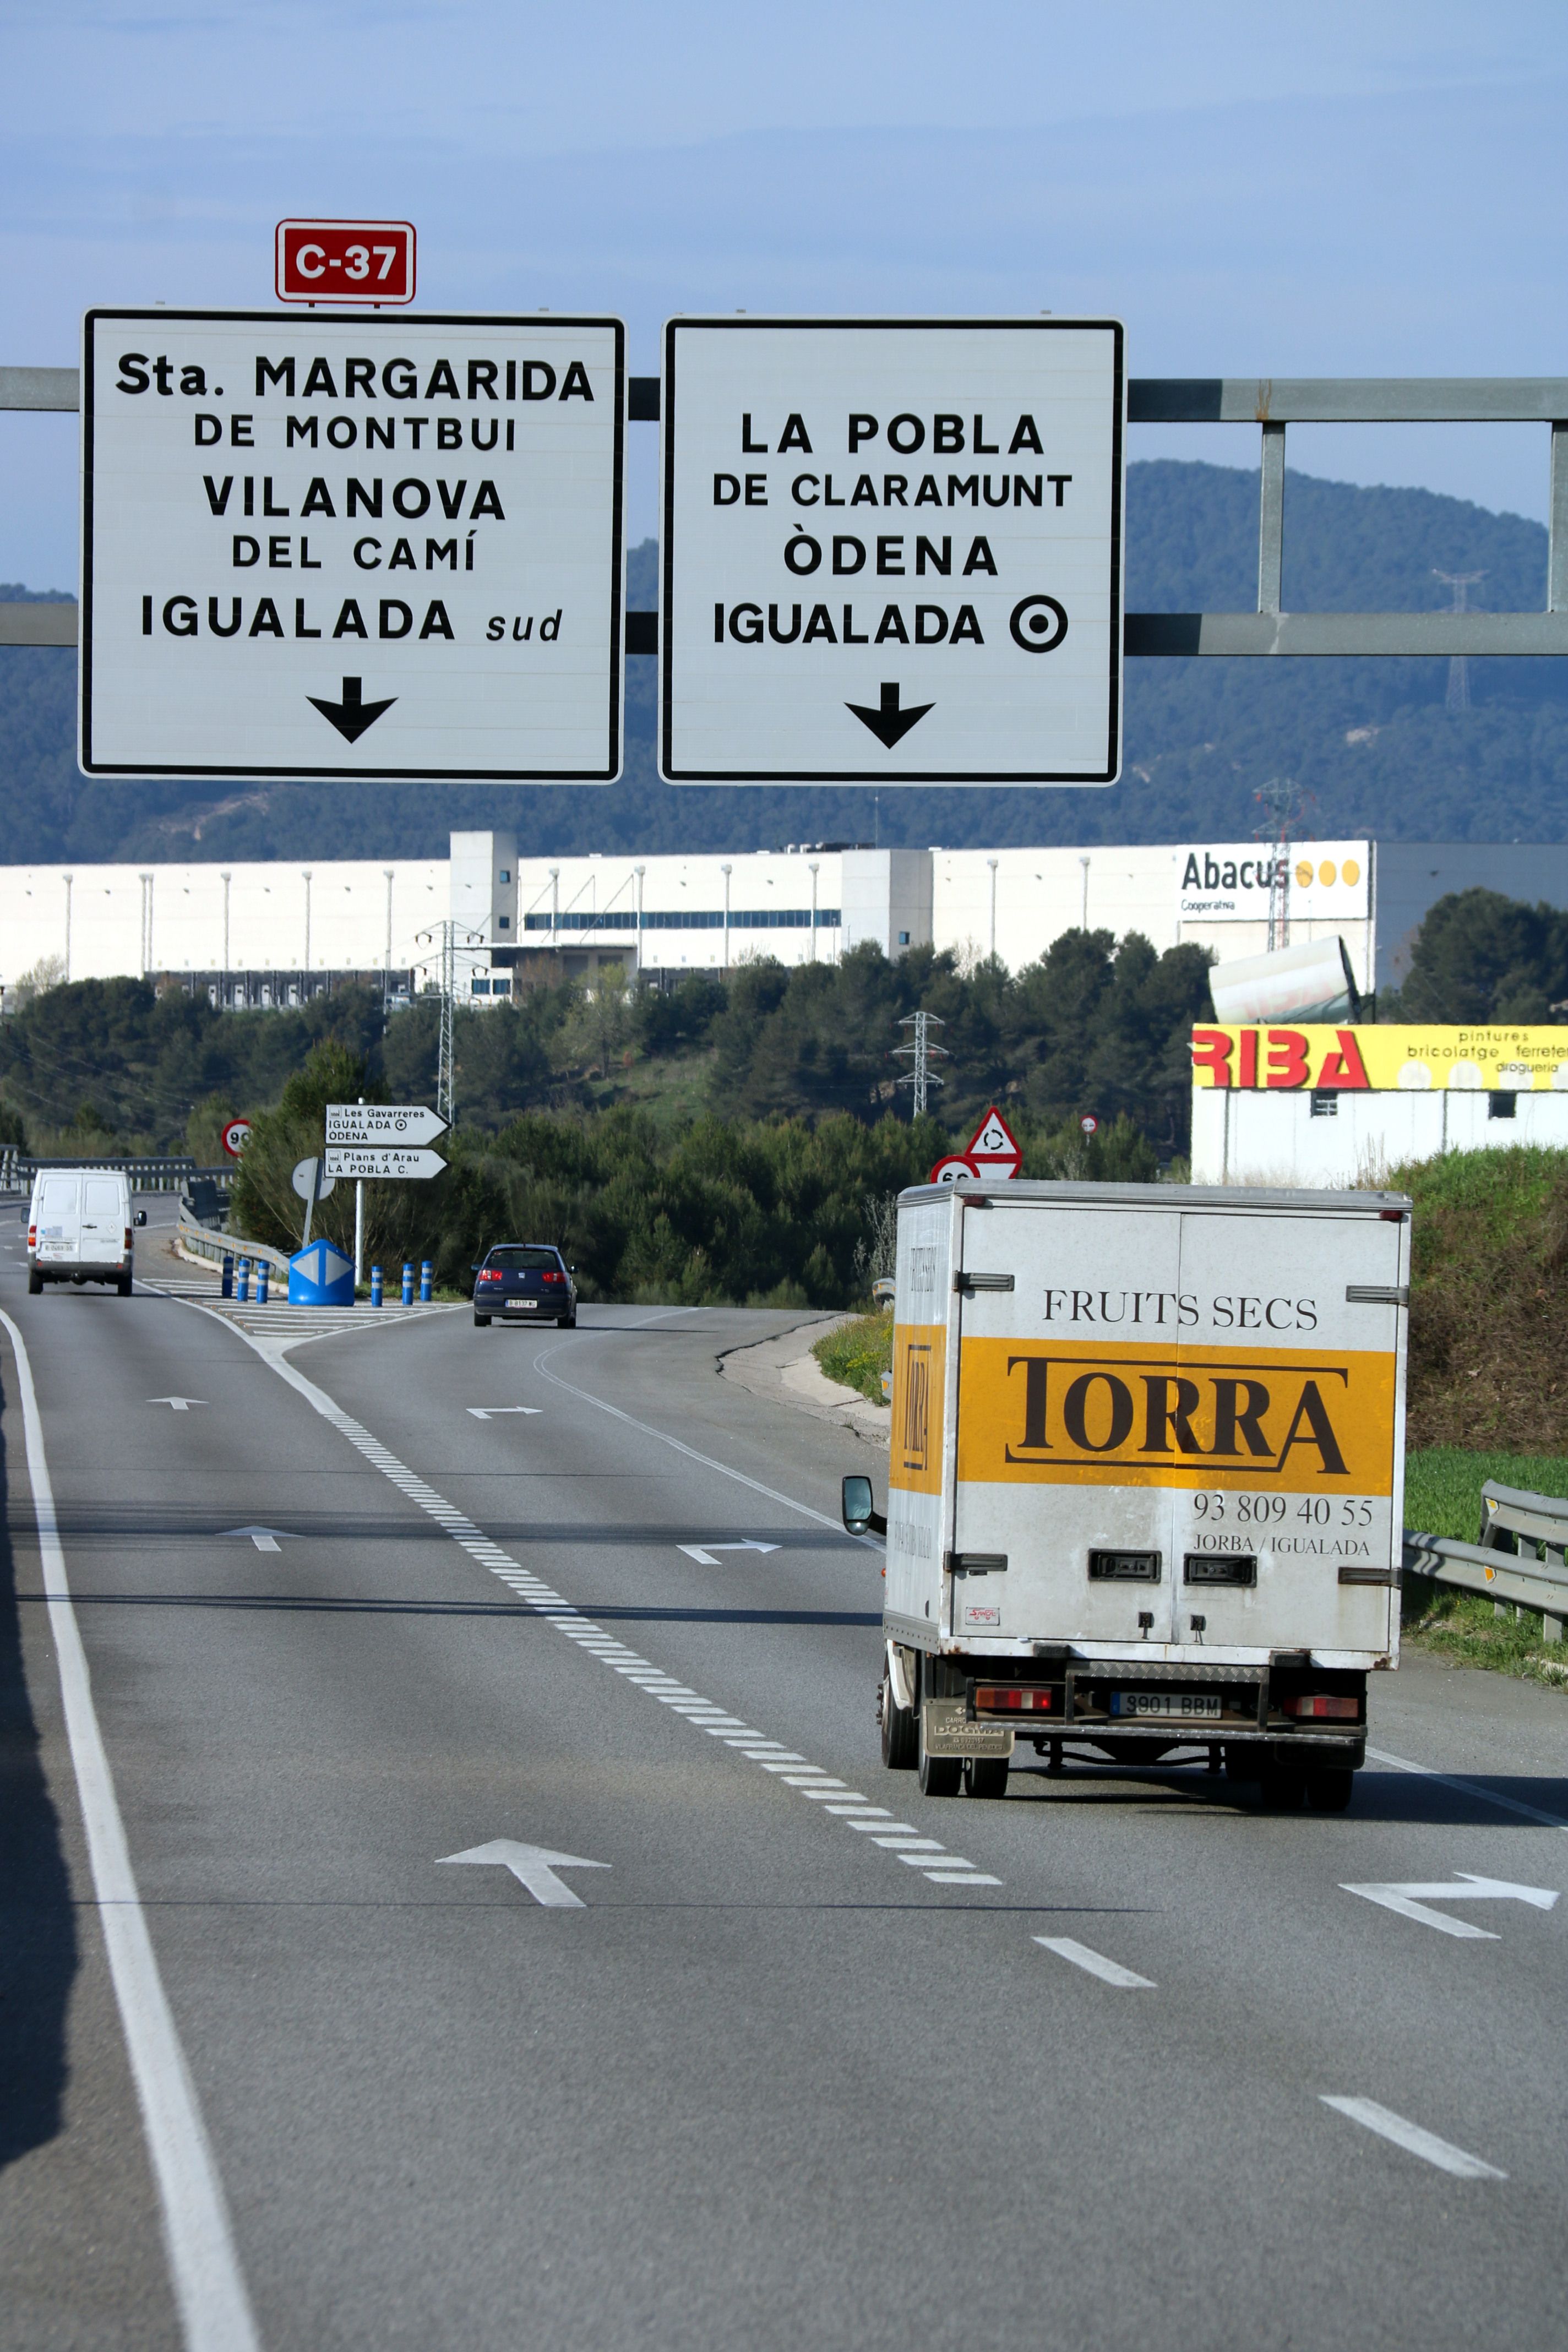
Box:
[1319,2095,1506,2180]
[1367,1745,1568,1834]
[1033,1935,1156,1989]
[0,1310,262,2352]
[176,1299,999,1897]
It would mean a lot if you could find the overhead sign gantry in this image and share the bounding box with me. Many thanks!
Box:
[657,317,1125,786]
[79,308,626,782]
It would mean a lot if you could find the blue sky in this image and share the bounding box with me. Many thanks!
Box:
[3,0,1566,585]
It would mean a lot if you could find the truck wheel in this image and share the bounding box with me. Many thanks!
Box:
[917,1708,961,1799]
[117,1275,133,1297]
[1306,1767,1355,1812]
[473,1313,492,1327]
[963,1754,1009,1800]
[27,1270,42,1295]
[1259,1764,1305,1811]
[879,1658,917,1770]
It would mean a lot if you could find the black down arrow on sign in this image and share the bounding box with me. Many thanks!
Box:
[845,682,933,748]
[308,677,398,743]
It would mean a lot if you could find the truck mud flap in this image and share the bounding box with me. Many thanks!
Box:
[921,1697,1014,1760]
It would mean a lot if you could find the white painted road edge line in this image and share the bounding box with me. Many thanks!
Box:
[178,1301,997,1894]
[1033,1935,1156,1988]
[0,1309,263,2352]
[1320,2095,1506,2180]
[1366,1745,1568,1833]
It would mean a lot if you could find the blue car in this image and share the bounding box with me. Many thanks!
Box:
[472,1242,578,1329]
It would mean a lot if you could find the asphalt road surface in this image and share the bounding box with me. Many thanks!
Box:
[2,1222,1566,2349]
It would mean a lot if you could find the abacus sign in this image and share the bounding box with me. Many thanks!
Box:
[79,309,625,781]
[660,317,1125,785]
[276,220,416,306]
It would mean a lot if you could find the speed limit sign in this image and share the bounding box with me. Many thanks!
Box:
[1079,1113,1099,1136]
[221,1118,252,1159]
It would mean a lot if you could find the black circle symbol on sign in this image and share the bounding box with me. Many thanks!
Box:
[1009,594,1069,653]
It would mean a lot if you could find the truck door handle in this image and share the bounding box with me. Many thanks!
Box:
[954,1272,1014,1294]
[1345,1284,1408,1305]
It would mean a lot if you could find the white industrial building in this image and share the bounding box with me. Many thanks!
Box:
[0,831,1380,1007]
[0,830,1563,1011]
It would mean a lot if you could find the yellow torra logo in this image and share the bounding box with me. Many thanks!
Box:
[1003,1352,1348,1477]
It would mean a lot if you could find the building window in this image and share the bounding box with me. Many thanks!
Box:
[492,977,511,995]
[471,978,491,995]
[1309,1090,1338,1118]
[498,869,510,883]
[497,914,510,929]
[897,930,910,945]
[1489,1091,1517,1119]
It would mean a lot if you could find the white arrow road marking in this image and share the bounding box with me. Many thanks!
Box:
[1034,1935,1156,1988]
[1341,1872,1559,1939]
[437,1839,610,1909]
[677,1538,783,1565]
[148,1396,206,1412]
[466,1406,545,1420]
[1320,2097,1506,2180]
[220,1526,298,1553]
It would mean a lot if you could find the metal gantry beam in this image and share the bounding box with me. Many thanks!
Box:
[6,369,1568,657]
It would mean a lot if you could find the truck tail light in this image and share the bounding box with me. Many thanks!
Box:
[975,1685,1057,1713]
[1281,1693,1360,1720]
[124,1228,133,1249]
[27,1224,35,1248]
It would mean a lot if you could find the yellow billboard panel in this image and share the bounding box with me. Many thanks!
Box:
[955,1337,1396,1494]
[1191,1023,1568,1093]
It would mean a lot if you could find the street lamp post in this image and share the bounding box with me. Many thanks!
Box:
[721,863,732,971]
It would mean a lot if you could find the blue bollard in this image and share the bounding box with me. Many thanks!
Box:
[221,1252,234,1299]
[370,1265,383,1308]
[401,1261,413,1306]
[420,1260,433,1303]
[255,1261,269,1304]
[236,1256,250,1303]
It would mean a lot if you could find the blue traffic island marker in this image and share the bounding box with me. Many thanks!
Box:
[289,1238,355,1306]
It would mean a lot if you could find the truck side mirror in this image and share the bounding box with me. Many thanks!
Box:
[134,1209,147,1227]
[842,1474,886,1538]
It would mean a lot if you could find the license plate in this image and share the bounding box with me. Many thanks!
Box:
[504,1298,538,1310]
[1109,1692,1222,1720]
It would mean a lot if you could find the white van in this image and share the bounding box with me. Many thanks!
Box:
[28,1167,144,1295]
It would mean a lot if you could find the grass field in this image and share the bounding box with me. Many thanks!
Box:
[813,1312,892,1406]
[1402,1445,1568,1690]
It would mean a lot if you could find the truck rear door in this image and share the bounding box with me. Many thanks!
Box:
[81,1175,124,1265]
[1172,1203,1404,1656]
[34,1174,81,1266]
[951,1195,1185,1645]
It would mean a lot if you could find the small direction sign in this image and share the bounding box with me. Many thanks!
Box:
[326,1102,448,1147]
[324,1146,445,1181]
[80,308,627,782]
[660,315,1124,785]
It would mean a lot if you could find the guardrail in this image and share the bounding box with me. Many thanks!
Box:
[0,1150,234,1192]
[175,1205,290,1281]
[1403,1476,1568,1643]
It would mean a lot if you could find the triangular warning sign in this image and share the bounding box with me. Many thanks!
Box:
[966,1104,1021,1175]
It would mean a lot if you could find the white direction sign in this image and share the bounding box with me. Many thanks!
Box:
[325,1102,447,1147]
[659,317,1124,785]
[324,1146,445,1180]
[80,308,626,781]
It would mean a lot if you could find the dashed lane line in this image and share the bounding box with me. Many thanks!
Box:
[1320,2096,1506,2180]
[1033,1935,1156,1989]
[172,1298,1003,1895]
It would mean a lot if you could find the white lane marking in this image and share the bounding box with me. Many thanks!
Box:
[1367,1745,1568,1834]
[220,1525,297,1553]
[170,1296,995,1893]
[148,1395,206,1412]
[1341,1874,1558,1940]
[466,1407,544,1419]
[1320,2096,1506,2179]
[0,1310,262,2352]
[926,1870,1003,1885]
[677,1538,781,1564]
[1034,1935,1156,1989]
[437,1840,609,1909]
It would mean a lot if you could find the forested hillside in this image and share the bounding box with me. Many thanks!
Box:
[3,457,1565,863]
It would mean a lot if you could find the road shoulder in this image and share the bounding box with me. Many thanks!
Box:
[717,1314,890,1448]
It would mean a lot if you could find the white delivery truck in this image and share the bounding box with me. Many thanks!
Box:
[842,1179,1409,1812]
[27,1166,144,1295]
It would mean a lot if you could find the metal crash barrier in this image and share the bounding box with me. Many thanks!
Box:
[1403,1477,1568,1644]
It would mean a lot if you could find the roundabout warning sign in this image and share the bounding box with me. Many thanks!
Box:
[658,317,1124,786]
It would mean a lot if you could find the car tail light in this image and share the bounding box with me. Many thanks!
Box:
[479,1270,500,1282]
[542,1270,564,1285]
[1282,1693,1360,1720]
[975,1685,1057,1713]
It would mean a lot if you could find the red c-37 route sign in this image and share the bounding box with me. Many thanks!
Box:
[275,219,416,305]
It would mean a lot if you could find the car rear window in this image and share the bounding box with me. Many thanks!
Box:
[37,1178,76,1213]
[84,1179,122,1217]
[486,1246,562,1271]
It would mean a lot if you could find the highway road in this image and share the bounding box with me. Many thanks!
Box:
[1,1209,1565,2349]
